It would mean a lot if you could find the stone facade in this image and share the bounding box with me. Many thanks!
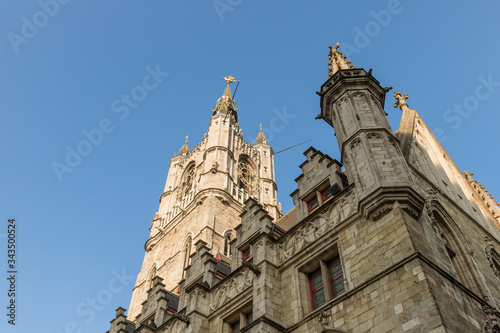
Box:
[106,47,500,332]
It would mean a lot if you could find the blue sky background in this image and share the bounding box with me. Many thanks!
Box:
[1,1,499,332]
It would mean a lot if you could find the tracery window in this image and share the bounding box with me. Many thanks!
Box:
[236,156,257,194]
[178,163,195,201]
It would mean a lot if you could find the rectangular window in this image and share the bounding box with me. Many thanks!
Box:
[303,254,345,313]
[242,248,251,261]
[308,197,319,213]
[309,269,326,310]
[328,257,345,298]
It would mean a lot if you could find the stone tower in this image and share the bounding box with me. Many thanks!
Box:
[317,43,424,221]
[126,77,279,321]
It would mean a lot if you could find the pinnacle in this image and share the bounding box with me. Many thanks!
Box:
[328,43,356,78]
[213,76,238,121]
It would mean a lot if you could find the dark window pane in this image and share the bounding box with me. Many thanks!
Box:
[310,270,323,290]
[308,198,319,212]
[322,187,334,200]
[332,276,345,297]
[313,287,326,308]
[328,257,343,277]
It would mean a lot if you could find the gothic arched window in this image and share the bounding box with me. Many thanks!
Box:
[486,244,500,281]
[182,236,192,279]
[148,265,157,290]
[223,230,233,257]
[178,163,195,201]
[237,156,256,194]
[434,213,479,293]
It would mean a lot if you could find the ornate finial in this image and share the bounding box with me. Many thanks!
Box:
[178,135,189,156]
[278,202,283,215]
[255,123,267,144]
[213,76,238,118]
[393,91,410,112]
[328,43,355,78]
[222,76,236,85]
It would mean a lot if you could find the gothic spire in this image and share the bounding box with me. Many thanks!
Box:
[255,123,268,145]
[213,76,238,121]
[328,43,355,78]
[177,135,189,156]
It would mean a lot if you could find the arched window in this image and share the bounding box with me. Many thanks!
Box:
[434,213,480,293]
[486,244,500,281]
[177,163,196,201]
[148,265,156,290]
[237,155,256,194]
[223,230,233,257]
[182,236,192,279]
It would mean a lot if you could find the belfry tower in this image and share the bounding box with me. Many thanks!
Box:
[126,77,279,321]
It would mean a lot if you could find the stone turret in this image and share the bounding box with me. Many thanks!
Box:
[318,44,424,221]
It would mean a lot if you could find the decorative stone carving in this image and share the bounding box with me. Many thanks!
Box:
[278,191,356,264]
[371,206,392,221]
[464,171,500,222]
[485,240,500,280]
[482,306,500,333]
[393,91,410,112]
[210,269,253,310]
[319,309,332,329]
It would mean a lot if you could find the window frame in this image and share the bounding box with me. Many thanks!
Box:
[308,268,326,310]
[242,247,251,261]
[307,197,320,213]
[301,253,346,312]
[327,257,345,298]
[322,186,335,202]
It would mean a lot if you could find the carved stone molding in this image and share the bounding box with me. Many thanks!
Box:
[485,241,500,281]
[482,306,500,333]
[278,191,356,264]
[210,269,253,311]
[361,186,424,222]
[371,206,392,221]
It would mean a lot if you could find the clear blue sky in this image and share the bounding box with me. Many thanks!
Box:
[1,1,499,332]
